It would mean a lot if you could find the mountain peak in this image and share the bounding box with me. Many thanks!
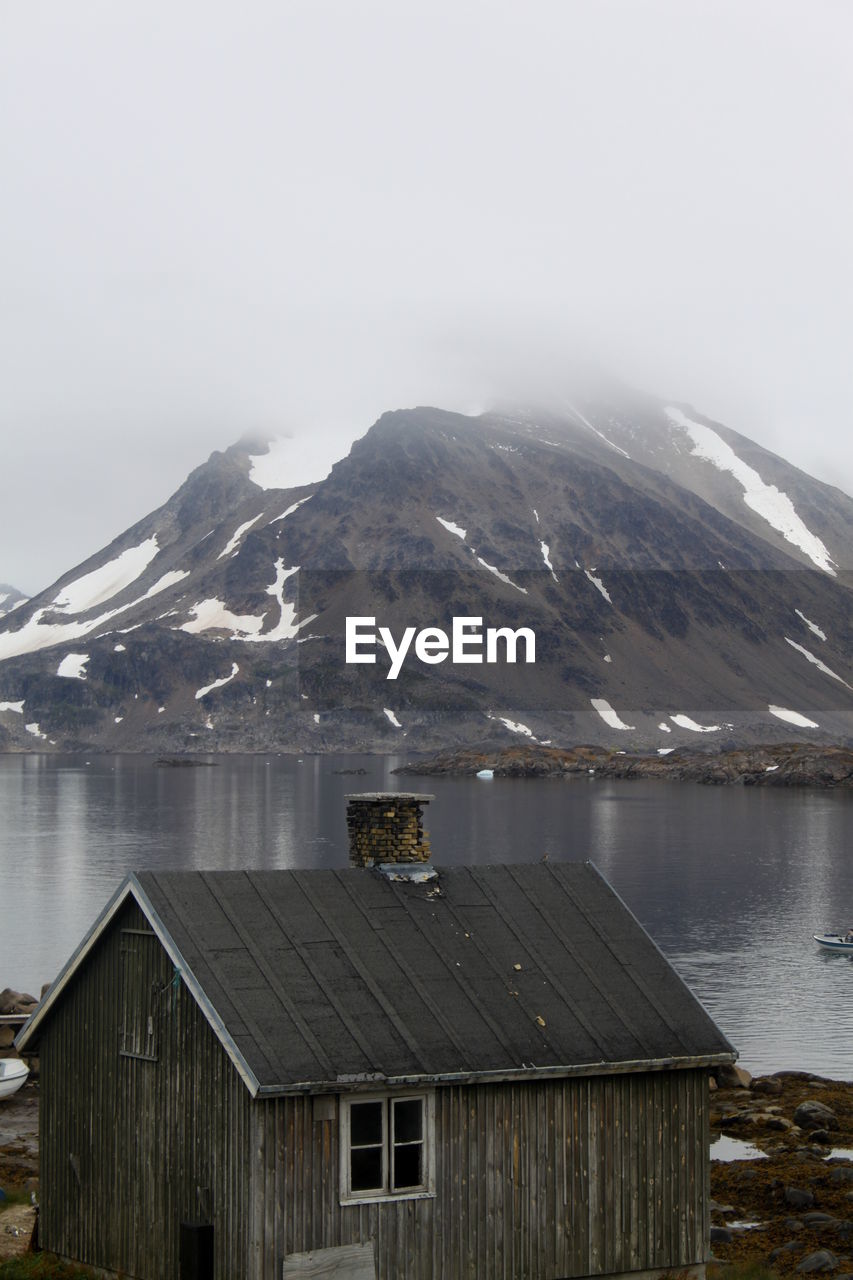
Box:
[0,391,850,754]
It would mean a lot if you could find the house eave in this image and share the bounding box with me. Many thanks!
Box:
[252,1049,738,1097]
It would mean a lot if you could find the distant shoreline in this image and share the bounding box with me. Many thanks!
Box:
[394,740,853,788]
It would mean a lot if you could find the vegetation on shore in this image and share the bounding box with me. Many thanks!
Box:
[0,1259,97,1279]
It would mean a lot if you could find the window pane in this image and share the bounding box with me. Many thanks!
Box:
[393,1142,423,1190]
[351,1101,383,1146]
[393,1098,423,1144]
[351,1145,383,1192]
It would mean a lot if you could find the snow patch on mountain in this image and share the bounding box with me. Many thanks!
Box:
[0,700,24,714]
[540,542,558,581]
[0,606,116,660]
[768,705,819,728]
[141,571,190,599]
[239,562,316,642]
[584,569,612,604]
[784,637,851,688]
[492,715,536,738]
[590,699,635,730]
[218,514,263,559]
[0,592,28,618]
[670,714,724,732]
[476,557,527,594]
[273,495,314,523]
[794,609,826,641]
[665,408,837,575]
[436,515,467,541]
[249,431,360,491]
[195,662,239,700]
[383,708,402,728]
[0,565,194,661]
[567,403,630,459]
[57,653,89,679]
[436,515,525,592]
[180,600,266,636]
[52,537,160,612]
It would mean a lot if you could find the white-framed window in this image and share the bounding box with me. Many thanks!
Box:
[339,1092,435,1204]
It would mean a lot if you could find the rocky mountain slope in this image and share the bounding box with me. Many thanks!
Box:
[0,388,850,753]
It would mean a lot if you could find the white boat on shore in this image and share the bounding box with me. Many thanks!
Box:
[813,933,853,954]
[0,1057,29,1100]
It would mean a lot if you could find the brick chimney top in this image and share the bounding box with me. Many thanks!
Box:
[345,793,434,870]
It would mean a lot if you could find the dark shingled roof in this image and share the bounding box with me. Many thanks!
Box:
[134,862,734,1092]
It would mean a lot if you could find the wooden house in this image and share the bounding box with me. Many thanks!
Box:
[18,793,735,1280]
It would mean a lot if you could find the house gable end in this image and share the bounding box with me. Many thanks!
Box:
[16,873,261,1097]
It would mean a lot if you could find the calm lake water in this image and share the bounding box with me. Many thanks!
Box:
[1,753,851,1079]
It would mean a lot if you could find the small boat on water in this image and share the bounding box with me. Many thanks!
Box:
[813,933,853,954]
[0,1058,29,1100]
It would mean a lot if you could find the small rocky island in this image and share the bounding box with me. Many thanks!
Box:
[394,741,853,788]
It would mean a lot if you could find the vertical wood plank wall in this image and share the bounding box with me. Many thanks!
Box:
[250,1070,710,1280]
[39,900,251,1279]
[36,908,710,1280]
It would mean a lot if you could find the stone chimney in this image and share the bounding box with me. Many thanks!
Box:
[346,793,434,868]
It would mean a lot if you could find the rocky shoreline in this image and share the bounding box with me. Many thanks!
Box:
[710,1066,853,1275]
[394,741,853,788]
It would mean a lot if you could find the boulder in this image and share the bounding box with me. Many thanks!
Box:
[794,1100,840,1131]
[0,1026,16,1049]
[716,1063,753,1089]
[0,988,37,1015]
[796,1250,838,1273]
[710,1225,733,1244]
[786,1187,817,1210]
[753,1076,784,1096]
[770,1243,801,1262]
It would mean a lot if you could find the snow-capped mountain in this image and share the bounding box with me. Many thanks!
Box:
[0,584,28,620]
[0,390,850,753]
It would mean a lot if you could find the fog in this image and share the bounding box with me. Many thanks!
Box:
[2,1,852,594]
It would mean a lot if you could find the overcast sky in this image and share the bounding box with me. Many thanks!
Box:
[2,0,852,595]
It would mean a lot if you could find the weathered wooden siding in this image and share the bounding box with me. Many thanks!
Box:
[37,895,710,1280]
[39,900,252,1280]
[250,1068,710,1280]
